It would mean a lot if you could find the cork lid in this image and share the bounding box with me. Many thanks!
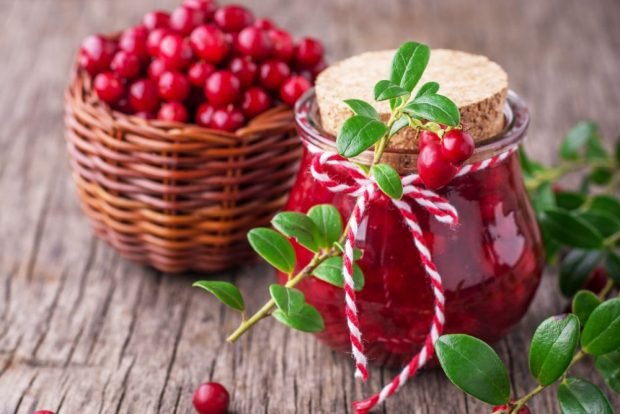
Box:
[315,49,508,149]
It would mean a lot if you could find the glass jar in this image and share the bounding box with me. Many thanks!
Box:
[278,90,544,367]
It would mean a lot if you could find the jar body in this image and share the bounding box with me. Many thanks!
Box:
[277,91,544,367]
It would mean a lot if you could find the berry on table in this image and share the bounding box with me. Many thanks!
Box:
[147,28,172,57]
[119,25,149,61]
[279,75,311,106]
[159,33,193,70]
[235,26,273,60]
[204,71,241,107]
[441,129,475,164]
[129,78,160,112]
[228,56,257,88]
[158,102,188,122]
[214,5,254,32]
[158,71,190,102]
[110,50,141,79]
[268,28,294,62]
[170,6,206,36]
[196,103,216,127]
[192,382,230,414]
[295,37,324,68]
[241,86,272,118]
[210,106,245,132]
[143,10,170,30]
[417,140,458,190]
[94,72,125,103]
[189,25,230,64]
[188,61,216,87]
[78,34,117,75]
[259,60,290,90]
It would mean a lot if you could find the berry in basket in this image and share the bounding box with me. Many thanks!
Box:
[78,0,325,132]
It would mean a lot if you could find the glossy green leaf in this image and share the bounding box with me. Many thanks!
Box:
[560,121,599,161]
[595,349,620,393]
[404,94,460,127]
[590,167,613,185]
[247,228,296,273]
[436,334,511,405]
[586,135,609,161]
[343,99,379,120]
[557,377,613,414]
[528,314,580,386]
[539,209,604,249]
[555,191,587,211]
[577,211,620,238]
[389,41,430,92]
[307,205,343,248]
[605,251,620,285]
[374,80,409,101]
[372,163,403,199]
[272,212,321,253]
[272,304,324,333]
[415,81,440,98]
[581,298,620,356]
[532,182,556,213]
[312,256,365,291]
[573,290,602,326]
[559,249,603,297]
[193,280,245,311]
[269,284,305,314]
[337,115,388,158]
[388,116,409,137]
[589,195,620,218]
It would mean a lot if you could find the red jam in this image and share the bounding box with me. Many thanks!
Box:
[277,91,544,367]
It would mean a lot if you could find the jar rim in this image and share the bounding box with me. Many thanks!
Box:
[294,89,529,172]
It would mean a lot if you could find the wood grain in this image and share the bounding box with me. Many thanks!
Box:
[0,0,619,413]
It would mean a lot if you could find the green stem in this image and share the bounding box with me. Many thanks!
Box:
[510,385,544,414]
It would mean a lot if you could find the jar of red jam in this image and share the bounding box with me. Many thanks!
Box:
[277,83,543,367]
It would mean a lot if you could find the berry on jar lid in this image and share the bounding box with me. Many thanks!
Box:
[441,129,475,164]
[417,140,458,190]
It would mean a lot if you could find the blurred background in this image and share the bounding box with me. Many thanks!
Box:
[1,0,619,413]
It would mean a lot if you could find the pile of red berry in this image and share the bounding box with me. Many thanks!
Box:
[78,0,324,131]
[416,129,475,189]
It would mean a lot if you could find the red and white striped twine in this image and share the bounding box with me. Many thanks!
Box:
[308,144,517,413]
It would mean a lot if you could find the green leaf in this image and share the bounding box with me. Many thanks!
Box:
[577,211,620,238]
[312,256,365,291]
[596,349,620,393]
[573,290,602,326]
[615,140,620,163]
[557,377,613,414]
[589,195,620,218]
[389,41,430,93]
[272,304,324,333]
[272,212,321,253]
[539,209,604,249]
[555,191,587,211]
[344,99,379,120]
[372,163,403,199]
[436,334,511,405]
[559,249,603,297]
[247,228,296,273]
[269,284,306,314]
[519,147,545,178]
[388,116,409,137]
[581,298,620,356]
[307,205,343,248]
[590,167,613,185]
[586,136,609,161]
[560,121,599,161]
[193,281,245,312]
[336,115,388,158]
[374,80,409,102]
[605,251,620,285]
[404,94,460,127]
[415,81,440,98]
[532,182,556,213]
[528,314,580,386]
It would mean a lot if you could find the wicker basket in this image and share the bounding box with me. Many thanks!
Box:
[64,68,302,273]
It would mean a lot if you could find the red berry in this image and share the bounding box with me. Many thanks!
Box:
[94,72,125,103]
[159,34,193,70]
[110,51,141,79]
[417,141,458,190]
[170,6,206,36]
[158,71,190,102]
[210,106,245,132]
[158,102,188,122]
[148,58,169,81]
[183,0,217,19]
[254,18,275,30]
[584,267,608,294]
[268,29,294,62]
[188,61,216,87]
[279,75,311,106]
[418,130,441,148]
[241,87,272,118]
[192,382,230,414]
[195,103,216,127]
[143,10,170,30]
[204,71,241,107]
[78,35,117,75]
[259,60,290,90]
[295,37,324,68]
[441,129,475,164]
[236,26,272,60]
[119,26,149,61]
[129,79,160,112]
[189,25,230,63]
[492,404,530,414]
[214,5,254,32]
[147,28,172,57]
[228,56,257,88]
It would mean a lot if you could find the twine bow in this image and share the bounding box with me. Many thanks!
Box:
[308,145,517,413]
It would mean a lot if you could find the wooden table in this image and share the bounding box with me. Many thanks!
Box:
[1,0,619,412]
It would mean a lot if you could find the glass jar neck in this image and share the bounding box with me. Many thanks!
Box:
[295,89,529,174]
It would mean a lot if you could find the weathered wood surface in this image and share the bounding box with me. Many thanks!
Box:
[1,0,619,412]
